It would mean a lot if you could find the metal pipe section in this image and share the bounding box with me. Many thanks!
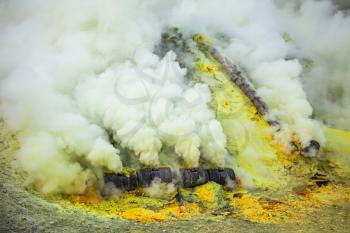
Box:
[193,35,320,156]
[104,167,236,191]
[179,168,209,188]
[197,42,269,117]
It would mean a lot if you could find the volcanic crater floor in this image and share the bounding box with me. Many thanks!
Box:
[1,121,350,233]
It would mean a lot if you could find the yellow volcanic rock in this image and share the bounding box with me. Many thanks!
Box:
[119,208,170,222]
[194,182,227,209]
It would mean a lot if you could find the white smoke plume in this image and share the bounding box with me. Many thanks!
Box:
[75,50,226,168]
[275,0,350,131]
[0,0,349,193]
[143,178,177,199]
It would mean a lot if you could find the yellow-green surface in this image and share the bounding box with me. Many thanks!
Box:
[324,127,350,177]
[192,36,312,190]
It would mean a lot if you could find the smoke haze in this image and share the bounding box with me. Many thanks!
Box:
[0,0,349,193]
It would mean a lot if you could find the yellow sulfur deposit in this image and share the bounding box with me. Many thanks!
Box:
[62,183,350,224]
[192,36,297,189]
[195,183,216,203]
[196,61,218,75]
[119,208,170,222]
[160,202,201,218]
[229,184,350,224]
[323,127,350,178]
[229,193,291,223]
[65,189,202,223]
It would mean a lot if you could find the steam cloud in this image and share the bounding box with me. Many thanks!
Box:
[0,0,349,193]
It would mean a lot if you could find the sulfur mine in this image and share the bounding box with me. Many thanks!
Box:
[1,1,350,232]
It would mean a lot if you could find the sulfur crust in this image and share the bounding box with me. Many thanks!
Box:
[65,189,201,222]
[192,36,293,189]
[229,184,350,224]
[323,127,350,177]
